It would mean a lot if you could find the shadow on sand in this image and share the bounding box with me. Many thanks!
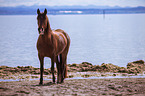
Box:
[30,82,56,87]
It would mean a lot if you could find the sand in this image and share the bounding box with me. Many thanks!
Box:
[0,78,145,96]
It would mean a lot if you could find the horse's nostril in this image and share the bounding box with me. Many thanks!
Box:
[38,28,40,31]
[38,28,44,32]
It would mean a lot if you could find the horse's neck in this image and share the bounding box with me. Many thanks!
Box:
[43,20,53,44]
[47,20,51,32]
[43,30,53,44]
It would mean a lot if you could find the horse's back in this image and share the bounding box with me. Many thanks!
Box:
[55,29,64,33]
[54,29,70,54]
[54,29,70,45]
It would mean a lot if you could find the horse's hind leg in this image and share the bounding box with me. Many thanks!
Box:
[51,59,55,83]
[59,54,65,83]
[61,53,68,83]
[63,56,67,79]
[56,55,62,83]
[61,44,70,82]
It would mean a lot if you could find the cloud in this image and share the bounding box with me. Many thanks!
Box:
[0,0,145,7]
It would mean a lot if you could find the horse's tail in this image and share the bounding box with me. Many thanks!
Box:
[62,31,70,79]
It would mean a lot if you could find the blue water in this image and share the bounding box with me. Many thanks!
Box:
[0,14,145,68]
[0,74,145,82]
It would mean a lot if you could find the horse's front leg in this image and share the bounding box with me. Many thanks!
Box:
[38,54,44,85]
[51,59,55,83]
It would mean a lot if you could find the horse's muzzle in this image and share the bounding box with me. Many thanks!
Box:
[38,28,44,35]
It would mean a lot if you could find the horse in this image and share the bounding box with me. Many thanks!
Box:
[36,8,70,85]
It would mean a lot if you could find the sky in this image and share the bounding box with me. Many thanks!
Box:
[0,0,145,7]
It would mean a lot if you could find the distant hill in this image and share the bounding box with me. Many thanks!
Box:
[0,5,145,15]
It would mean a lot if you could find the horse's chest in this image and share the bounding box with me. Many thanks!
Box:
[37,41,54,57]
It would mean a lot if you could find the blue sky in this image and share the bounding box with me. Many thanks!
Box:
[0,0,145,7]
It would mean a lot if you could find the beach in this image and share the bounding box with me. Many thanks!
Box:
[0,78,145,96]
[0,60,145,95]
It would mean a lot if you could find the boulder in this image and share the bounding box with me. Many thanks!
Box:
[127,60,145,73]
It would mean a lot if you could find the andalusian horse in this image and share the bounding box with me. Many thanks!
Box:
[36,9,70,85]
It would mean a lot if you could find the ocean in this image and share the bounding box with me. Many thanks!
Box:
[0,14,145,68]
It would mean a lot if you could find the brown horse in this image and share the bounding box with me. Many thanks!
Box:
[36,9,70,85]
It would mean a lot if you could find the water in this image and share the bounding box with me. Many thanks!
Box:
[0,14,145,68]
[1,74,145,82]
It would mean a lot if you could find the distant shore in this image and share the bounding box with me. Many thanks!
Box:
[0,5,145,15]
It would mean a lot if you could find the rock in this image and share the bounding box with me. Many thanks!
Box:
[68,75,74,78]
[32,70,40,74]
[128,67,141,74]
[118,68,128,73]
[44,70,50,75]
[0,66,9,69]
[68,62,94,72]
[81,62,93,67]
[81,74,92,78]
[113,74,116,76]
[81,67,89,72]
[127,60,145,74]
[24,66,33,69]
[132,60,144,64]
[67,62,129,73]
[0,60,144,80]
[17,66,21,68]
[68,67,77,72]
[21,68,28,72]
[69,63,78,67]
[0,73,4,76]
[100,63,123,72]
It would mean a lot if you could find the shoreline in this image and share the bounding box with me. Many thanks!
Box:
[0,72,145,82]
[0,60,145,81]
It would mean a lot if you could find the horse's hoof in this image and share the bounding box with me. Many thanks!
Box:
[57,81,64,84]
[57,82,61,84]
[53,80,55,83]
[39,82,43,85]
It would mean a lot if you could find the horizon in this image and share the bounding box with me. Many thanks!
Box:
[1,4,145,8]
[0,0,145,7]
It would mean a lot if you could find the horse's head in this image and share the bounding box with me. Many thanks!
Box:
[37,8,48,36]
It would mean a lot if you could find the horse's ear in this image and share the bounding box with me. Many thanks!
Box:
[37,9,40,14]
[44,8,47,15]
